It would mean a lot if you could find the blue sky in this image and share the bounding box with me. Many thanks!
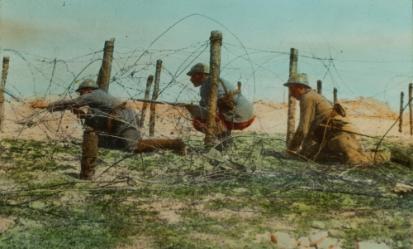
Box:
[0,0,412,109]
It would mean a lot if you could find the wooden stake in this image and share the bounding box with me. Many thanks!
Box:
[333,88,338,104]
[149,60,162,137]
[317,80,322,95]
[80,39,115,180]
[286,48,298,146]
[96,38,115,92]
[409,83,412,136]
[139,75,154,128]
[205,31,222,146]
[399,91,404,133]
[0,57,10,132]
[237,81,242,93]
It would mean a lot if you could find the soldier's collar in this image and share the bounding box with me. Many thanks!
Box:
[298,89,311,100]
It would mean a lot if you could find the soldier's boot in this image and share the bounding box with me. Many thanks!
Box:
[135,138,186,155]
[80,128,98,180]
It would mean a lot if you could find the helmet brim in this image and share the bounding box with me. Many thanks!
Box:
[76,86,99,92]
[283,82,311,89]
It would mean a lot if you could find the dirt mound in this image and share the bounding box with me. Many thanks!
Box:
[340,97,397,119]
[0,97,410,142]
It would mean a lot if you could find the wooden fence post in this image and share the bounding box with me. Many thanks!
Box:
[0,57,10,132]
[139,75,154,128]
[97,38,115,92]
[149,60,162,137]
[286,48,298,146]
[204,31,222,146]
[333,88,338,104]
[317,80,322,95]
[399,91,404,133]
[80,39,114,179]
[409,83,412,136]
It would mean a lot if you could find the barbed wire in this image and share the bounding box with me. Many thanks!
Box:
[0,12,411,184]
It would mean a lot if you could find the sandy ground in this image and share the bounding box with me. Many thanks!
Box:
[0,97,412,144]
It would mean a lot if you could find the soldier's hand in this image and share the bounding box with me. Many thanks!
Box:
[217,94,235,112]
[71,108,86,118]
[30,100,49,109]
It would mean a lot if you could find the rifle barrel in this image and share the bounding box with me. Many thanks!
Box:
[132,98,192,107]
[319,124,379,139]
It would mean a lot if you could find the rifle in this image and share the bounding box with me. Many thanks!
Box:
[319,124,380,139]
[132,98,192,107]
[132,98,202,117]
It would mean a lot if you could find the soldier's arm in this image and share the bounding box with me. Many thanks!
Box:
[199,79,227,107]
[288,96,315,151]
[47,94,94,112]
[47,98,82,112]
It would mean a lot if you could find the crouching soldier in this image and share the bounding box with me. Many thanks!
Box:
[284,73,390,166]
[186,63,255,145]
[31,79,186,179]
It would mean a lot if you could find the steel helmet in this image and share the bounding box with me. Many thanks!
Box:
[76,79,99,92]
[186,63,210,76]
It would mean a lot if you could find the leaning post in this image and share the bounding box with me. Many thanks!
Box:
[80,38,115,179]
[399,91,404,133]
[0,57,10,132]
[286,48,298,146]
[317,80,322,95]
[333,88,338,105]
[139,75,154,128]
[409,83,412,136]
[149,60,162,137]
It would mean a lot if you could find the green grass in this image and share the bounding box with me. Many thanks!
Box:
[0,135,412,249]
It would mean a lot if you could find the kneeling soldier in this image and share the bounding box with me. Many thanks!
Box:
[31,79,186,179]
[284,73,389,165]
[186,63,255,145]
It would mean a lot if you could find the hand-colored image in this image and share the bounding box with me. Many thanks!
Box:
[0,1,412,248]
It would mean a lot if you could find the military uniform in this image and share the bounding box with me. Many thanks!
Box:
[285,74,389,165]
[187,63,255,136]
[33,79,186,180]
[48,89,140,151]
[289,90,372,164]
[192,77,255,134]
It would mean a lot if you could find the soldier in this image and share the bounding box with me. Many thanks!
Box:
[284,73,389,165]
[186,63,255,145]
[31,79,186,179]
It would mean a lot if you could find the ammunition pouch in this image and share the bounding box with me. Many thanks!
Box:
[218,92,237,112]
[84,102,128,133]
[217,79,241,113]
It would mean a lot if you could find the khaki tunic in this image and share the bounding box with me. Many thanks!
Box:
[289,90,388,165]
[289,90,333,152]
